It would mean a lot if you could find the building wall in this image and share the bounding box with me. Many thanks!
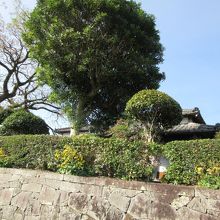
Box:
[0,168,219,220]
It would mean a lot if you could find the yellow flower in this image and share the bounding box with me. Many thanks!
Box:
[0,148,5,158]
[196,167,204,175]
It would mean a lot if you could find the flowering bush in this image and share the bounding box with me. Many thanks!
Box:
[163,139,220,188]
[196,162,220,189]
[54,145,85,175]
[0,147,7,167]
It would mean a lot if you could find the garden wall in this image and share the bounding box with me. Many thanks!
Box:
[0,168,219,220]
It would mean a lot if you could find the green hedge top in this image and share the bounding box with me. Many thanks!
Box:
[163,139,220,186]
[0,110,49,135]
[0,134,157,181]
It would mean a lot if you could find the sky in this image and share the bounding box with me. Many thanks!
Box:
[0,0,220,127]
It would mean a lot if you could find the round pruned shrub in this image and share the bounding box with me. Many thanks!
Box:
[125,89,182,142]
[0,110,49,135]
[0,108,14,124]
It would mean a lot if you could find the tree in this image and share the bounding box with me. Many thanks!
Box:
[24,0,165,133]
[125,89,182,142]
[0,8,61,115]
[0,109,49,135]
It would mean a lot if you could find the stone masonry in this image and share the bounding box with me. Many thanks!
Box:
[0,168,219,220]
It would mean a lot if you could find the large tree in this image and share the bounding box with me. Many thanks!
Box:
[24,0,165,132]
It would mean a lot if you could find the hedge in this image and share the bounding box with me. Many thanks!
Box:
[0,110,49,135]
[0,135,70,169]
[0,134,156,181]
[163,139,220,189]
[1,134,219,188]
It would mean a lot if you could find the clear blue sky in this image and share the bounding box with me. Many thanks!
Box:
[1,0,220,126]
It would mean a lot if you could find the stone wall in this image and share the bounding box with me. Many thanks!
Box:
[0,168,219,220]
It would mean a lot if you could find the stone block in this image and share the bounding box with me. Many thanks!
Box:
[2,206,17,219]
[80,184,103,197]
[9,180,22,188]
[59,182,81,193]
[127,193,151,219]
[59,206,79,220]
[55,190,69,207]
[39,186,59,205]
[38,172,64,181]
[45,179,61,189]
[11,191,32,210]
[108,191,130,212]
[207,209,220,217]
[0,189,14,205]
[195,187,220,200]
[68,192,89,212]
[22,183,42,193]
[87,197,110,220]
[187,197,207,213]
[0,174,13,182]
[105,206,124,220]
[24,216,40,220]
[176,207,218,220]
[171,196,191,210]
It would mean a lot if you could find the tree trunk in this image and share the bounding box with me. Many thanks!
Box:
[71,98,86,136]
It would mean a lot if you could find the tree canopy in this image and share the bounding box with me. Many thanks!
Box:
[24,0,165,132]
[125,89,182,142]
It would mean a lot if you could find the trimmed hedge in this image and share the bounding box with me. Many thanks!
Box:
[0,135,70,169]
[0,134,155,181]
[163,139,220,189]
[0,110,49,135]
[0,108,14,124]
[1,134,219,188]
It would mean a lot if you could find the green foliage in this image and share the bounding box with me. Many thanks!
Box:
[110,119,144,141]
[198,175,220,190]
[163,139,220,188]
[215,131,220,139]
[125,89,182,142]
[0,110,49,135]
[0,134,155,180]
[54,144,85,175]
[93,138,153,180]
[24,0,165,132]
[0,135,70,169]
[0,108,14,124]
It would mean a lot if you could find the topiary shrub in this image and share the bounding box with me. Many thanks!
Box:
[0,110,49,135]
[163,139,220,188]
[125,89,182,142]
[0,108,14,124]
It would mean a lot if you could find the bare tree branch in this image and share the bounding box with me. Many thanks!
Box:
[0,14,61,116]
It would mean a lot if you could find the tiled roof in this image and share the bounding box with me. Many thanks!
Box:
[182,107,205,124]
[55,126,90,134]
[166,122,216,134]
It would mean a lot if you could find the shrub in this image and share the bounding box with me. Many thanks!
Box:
[163,139,220,188]
[215,131,220,139]
[54,145,85,175]
[0,135,70,169]
[0,110,49,135]
[109,119,144,141]
[125,89,182,142]
[68,134,155,180]
[0,134,156,181]
[0,108,14,124]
